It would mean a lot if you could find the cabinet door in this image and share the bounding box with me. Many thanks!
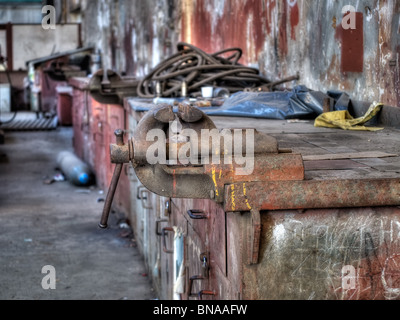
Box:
[160,199,187,300]
[90,99,107,189]
[171,198,227,300]
[185,225,212,300]
[173,198,227,277]
[151,196,171,297]
[192,199,227,278]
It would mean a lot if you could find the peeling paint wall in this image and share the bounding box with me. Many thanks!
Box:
[80,0,400,107]
[80,0,179,77]
[179,0,400,107]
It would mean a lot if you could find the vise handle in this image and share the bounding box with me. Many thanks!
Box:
[98,129,125,229]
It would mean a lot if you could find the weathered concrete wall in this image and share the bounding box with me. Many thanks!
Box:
[80,0,179,77]
[80,0,400,107]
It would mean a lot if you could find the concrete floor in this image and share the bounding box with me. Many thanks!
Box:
[0,125,156,300]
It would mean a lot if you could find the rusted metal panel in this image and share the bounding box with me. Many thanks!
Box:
[236,207,400,300]
[80,0,400,107]
[186,224,212,299]
[69,77,93,169]
[338,12,364,73]
[105,104,400,300]
[178,0,400,107]
[172,197,227,279]
[224,178,400,212]
[90,99,107,189]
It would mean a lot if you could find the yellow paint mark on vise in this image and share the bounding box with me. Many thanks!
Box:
[242,183,252,210]
[212,167,219,197]
[231,184,236,211]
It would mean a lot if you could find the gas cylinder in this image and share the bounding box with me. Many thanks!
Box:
[56,151,94,186]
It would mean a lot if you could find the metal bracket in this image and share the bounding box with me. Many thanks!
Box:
[140,189,152,209]
[155,219,168,236]
[197,290,215,300]
[187,209,208,220]
[89,69,139,104]
[187,275,205,299]
[136,186,147,200]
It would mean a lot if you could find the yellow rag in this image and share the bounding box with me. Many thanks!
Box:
[314,102,384,131]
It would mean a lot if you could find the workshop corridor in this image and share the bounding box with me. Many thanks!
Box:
[0,124,154,300]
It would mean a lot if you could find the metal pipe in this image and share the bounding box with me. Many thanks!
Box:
[99,129,125,229]
[98,163,123,229]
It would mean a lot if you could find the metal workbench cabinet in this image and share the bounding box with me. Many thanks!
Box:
[96,101,400,300]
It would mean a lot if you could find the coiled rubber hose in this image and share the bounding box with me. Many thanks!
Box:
[137,42,272,98]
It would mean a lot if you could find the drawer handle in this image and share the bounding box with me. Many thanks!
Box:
[198,290,215,300]
[187,275,204,299]
[187,210,208,220]
[162,227,174,254]
[155,219,168,236]
[136,186,147,199]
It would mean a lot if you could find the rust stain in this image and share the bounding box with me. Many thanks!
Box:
[181,0,273,65]
[289,1,299,40]
[324,54,340,84]
[265,0,276,35]
[332,16,337,30]
[173,169,177,197]
[278,0,288,57]
[191,0,213,53]
[124,21,134,75]
[225,179,400,212]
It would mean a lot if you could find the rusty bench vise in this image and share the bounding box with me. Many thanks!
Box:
[89,69,139,105]
[99,104,400,228]
[99,103,304,228]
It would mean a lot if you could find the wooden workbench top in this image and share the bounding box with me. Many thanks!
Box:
[124,97,400,181]
[211,116,400,181]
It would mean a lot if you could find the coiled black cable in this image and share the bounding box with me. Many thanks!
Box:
[137,42,271,98]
